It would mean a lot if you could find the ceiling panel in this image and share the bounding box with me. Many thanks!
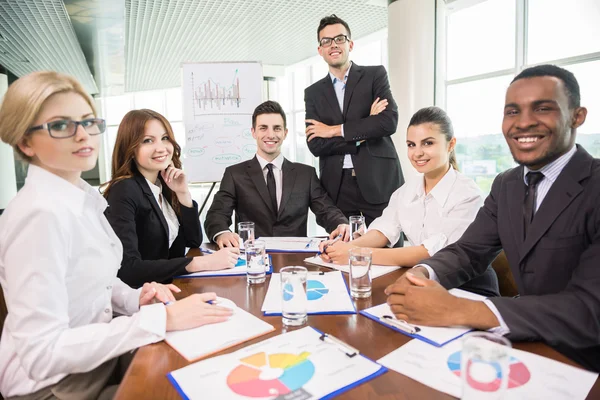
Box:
[125,0,388,92]
[0,0,98,94]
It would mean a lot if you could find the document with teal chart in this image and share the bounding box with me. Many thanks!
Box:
[261,271,356,315]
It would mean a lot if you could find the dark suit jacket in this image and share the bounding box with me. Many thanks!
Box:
[205,157,348,240]
[304,63,403,204]
[423,145,600,371]
[105,173,202,288]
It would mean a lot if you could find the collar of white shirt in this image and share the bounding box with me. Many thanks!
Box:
[522,145,577,185]
[145,177,163,204]
[256,153,284,172]
[412,166,457,207]
[26,164,107,215]
[329,61,352,84]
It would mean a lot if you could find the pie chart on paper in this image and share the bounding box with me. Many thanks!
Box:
[226,351,315,397]
[447,351,531,392]
[283,280,330,301]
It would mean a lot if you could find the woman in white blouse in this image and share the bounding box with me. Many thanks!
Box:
[321,106,499,297]
[102,109,239,288]
[0,71,233,399]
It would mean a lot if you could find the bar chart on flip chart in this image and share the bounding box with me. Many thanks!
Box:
[182,62,263,182]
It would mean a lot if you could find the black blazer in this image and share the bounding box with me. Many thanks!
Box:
[105,173,202,288]
[205,157,348,240]
[304,63,404,204]
[423,145,600,371]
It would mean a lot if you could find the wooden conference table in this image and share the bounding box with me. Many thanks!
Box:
[116,250,600,399]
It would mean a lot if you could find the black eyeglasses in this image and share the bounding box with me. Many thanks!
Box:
[28,118,106,139]
[319,34,350,48]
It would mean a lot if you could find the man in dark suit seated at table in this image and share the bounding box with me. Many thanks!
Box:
[386,64,600,372]
[205,101,349,248]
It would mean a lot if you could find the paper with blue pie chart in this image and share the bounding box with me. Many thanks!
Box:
[262,271,356,315]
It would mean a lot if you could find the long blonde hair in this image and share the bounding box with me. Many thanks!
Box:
[101,109,183,215]
[0,71,96,162]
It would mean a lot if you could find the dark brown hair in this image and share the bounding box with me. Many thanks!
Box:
[408,106,458,171]
[252,100,287,129]
[101,109,183,214]
[317,14,351,42]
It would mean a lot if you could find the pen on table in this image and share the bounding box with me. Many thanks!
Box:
[200,248,215,254]
[382,315,421,334]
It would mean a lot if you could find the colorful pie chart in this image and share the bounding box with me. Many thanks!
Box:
[447,351,531,392]
[283,280,330,301]
[227,351,315,397]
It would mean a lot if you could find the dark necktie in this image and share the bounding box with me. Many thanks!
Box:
[266,163,278,215]
[523,171,544,237]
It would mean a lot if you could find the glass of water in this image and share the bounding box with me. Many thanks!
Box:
[246,240,266,284]
[349,215,365,241]
[280,266,308,326]
[460,332,512,400]
[349,248,372,298]
[238,221,255,250]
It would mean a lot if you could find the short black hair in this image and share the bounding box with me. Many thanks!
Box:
[317,14,351,43]
[512,64,580,109]
[252,101,287,129]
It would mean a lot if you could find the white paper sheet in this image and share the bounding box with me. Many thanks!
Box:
[378,338,598,400]
[361,289,485,346]
[165,299,275,361]
[304,255,401,279]
[168,326,385,400]
[261,271,356,315]
[258,237,323,252]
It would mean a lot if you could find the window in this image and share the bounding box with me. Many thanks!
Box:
[438,0,600,193]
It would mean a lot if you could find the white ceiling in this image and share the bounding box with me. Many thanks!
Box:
[0,0,389,95]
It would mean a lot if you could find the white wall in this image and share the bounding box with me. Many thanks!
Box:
[0,73,17,209]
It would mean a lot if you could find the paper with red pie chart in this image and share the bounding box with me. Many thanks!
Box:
[378,338,598,400]
[167,326,386,399]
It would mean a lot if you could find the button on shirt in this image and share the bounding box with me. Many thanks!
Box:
[0,165,166,397]
[145,178,180,248]
[369,167,483,253]
[330,63,354,169]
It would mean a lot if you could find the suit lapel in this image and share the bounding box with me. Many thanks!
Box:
[343,63,364,119]
[519,148,590,263]
[246,157,276,215]
[506,169,526,260]
[278,159,296,218]
[135,173,169,238]
[320,76,344,121]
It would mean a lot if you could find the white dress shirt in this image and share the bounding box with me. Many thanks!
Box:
[145,178,180,248]
[255,153,284,208]
[369,167,483,253]
[329,62,354,169]
[0,165,166,397]
[420,146,577,336]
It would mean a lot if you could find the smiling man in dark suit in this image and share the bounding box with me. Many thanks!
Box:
[385,64,600,372]
[205,101,348,248]
[304,14,403,227]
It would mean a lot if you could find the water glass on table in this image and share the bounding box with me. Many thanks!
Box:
[349,215,365,241]
[280,266,308,326]
[238,221,255,250]
[246,240,266,284]
[349,248,372,298]
[460,332,512,400]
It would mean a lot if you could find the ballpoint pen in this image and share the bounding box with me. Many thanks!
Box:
[318,234,342,255]
[382,315,421,334]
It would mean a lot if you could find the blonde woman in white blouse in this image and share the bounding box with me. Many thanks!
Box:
[321,106,499,297]
[0,71,233,400]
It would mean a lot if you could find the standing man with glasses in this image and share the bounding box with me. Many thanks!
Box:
[304,14,403,229]
[385,65,600,372]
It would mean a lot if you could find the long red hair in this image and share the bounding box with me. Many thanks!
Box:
[101,109,183,214]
